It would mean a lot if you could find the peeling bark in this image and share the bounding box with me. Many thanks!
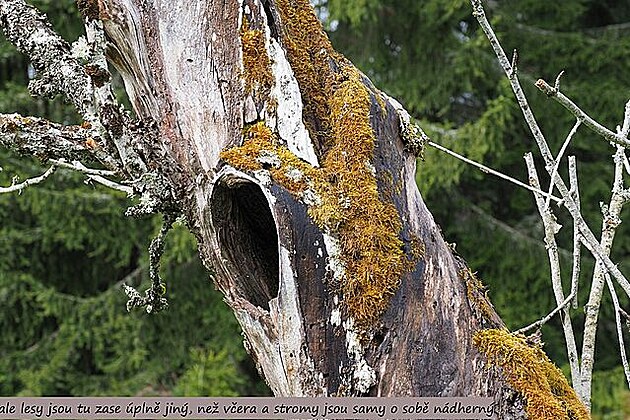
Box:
[0,0,559,416]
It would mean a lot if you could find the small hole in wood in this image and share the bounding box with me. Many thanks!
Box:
[211,179,279,310]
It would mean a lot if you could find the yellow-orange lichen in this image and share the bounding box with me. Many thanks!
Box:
[473,329,590,420]
[223,0,417,327]
[274,0,349,148]
[461,268,496,322]
[240,18,274,101]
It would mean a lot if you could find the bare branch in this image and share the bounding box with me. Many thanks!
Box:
[580,146,629,403]
[472,0,630,406]
[605,274,630,389]
[568,156,581,309]
[50,159,134,195]
[84,174,134,195]
[525,153,580,387]
[472,0,630,304]
[515,292,576,335]
[544,119,581,210]
[535,79,630,148]
[509,49,518,78]
[427,140,562,203]
[49,159,117,177]
[0,164,56,194]
[554,70,565,92]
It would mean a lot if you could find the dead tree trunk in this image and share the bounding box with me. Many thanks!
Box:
[106,0,497,397]
[0,0,590,417]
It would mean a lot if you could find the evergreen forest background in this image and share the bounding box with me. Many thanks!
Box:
[1,0,629,417]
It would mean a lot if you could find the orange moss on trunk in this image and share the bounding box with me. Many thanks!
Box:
[473,329,590,420]
[223,0,419,327]
[240,18,274,100]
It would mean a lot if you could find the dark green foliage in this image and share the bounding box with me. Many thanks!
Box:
[0,250,260,396]
[0,157,265,396]
[323,0,630,415]
[0,0,265,398]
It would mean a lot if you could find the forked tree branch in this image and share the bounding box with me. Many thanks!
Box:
[0,113,117,167]
[0,0,149,177]
[524,152,581,387]
[535,79,630,148]
[471,0,630,301]
[471,0,630,407]
[544,120,581,210]
[0,164,56,193]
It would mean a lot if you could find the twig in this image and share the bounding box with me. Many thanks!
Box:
[428,140,562,202]
[515,292,576,335]
[554,70,565,92]
[65,160,134,195]
[605,274,630,389]
[49,159,116,177]
[525,153,580,386]
[544,120,581,209]
[85,173,134,195]
[580,145,629,403]
[535,79,630,148]
[568,157,581,309]
[0,165,56,193]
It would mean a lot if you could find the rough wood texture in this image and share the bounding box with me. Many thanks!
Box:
[99,0,509,399]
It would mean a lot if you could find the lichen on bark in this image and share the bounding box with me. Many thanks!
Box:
[240,17,274,102]
[473,329,589,420]
[222,0,423,328]
[223,97,409,327]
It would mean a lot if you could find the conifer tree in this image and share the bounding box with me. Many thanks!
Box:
[0,0,263,398]
[323,0,630,414]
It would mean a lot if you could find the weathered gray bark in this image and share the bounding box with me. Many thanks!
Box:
[0,0,540,416]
